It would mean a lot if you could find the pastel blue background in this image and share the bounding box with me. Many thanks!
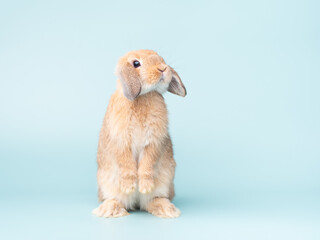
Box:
[1,0,319,239]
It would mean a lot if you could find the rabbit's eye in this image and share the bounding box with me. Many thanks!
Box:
[133,60,141,68]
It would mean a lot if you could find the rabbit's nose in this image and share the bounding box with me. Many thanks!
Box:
[157,67,167,73]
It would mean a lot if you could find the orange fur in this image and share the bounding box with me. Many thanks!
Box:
[93,50,186,218]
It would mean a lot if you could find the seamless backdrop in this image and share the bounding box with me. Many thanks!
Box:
[0,0,319,240]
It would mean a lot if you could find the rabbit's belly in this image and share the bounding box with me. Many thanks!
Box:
[131,142,146,163]
[130,126,153,162]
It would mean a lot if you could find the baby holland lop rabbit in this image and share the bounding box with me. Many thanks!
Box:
[92,50,186,218]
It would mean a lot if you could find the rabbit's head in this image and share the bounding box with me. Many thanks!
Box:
[115,50,186,101]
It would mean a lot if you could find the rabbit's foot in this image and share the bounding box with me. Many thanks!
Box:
[120,175,137,194]
[139,176,154,194]
[92,199,129,218]
[147,197,181,218]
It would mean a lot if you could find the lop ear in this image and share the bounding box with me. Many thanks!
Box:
[116,61,141,101]
[168,67,187,97]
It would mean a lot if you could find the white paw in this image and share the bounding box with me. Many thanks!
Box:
[149,201,181,218]
[92,200,129,218]
[139,177,154,194]
[120,177,137,194]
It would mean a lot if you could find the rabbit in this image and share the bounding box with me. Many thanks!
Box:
[92,49,186,218]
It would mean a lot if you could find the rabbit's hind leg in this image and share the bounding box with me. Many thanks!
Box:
[92,199,129,218]
[146,197,180,218]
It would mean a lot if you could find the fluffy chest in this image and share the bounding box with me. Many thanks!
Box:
[108,91,169,160]
[130,122,152,161]
[130,111,168,161]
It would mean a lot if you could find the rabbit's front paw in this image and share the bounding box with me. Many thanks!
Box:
[139,176,154,194]
[120,175,137,194]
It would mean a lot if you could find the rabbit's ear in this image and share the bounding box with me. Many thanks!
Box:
[168,67,187,97]
[117,62,141,100]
